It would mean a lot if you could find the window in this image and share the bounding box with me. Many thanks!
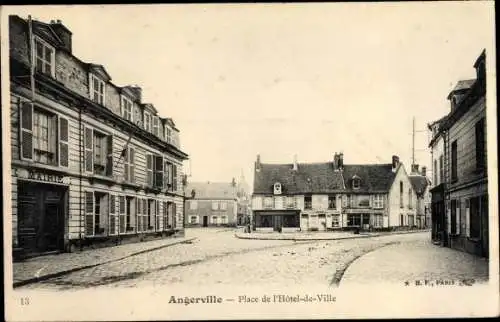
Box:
[109,195,117,235]
[468,197,481,238]
[212,201,219,210]
[147,199,156,230]
[408,189,413,209]
[373,195,384,209]
[264,197,273,209]
[347,214,361,227]
[166,127,172,143]
[400,181,404,208]
[190,216,198,224]
[84,127,113,176]
[144,112,152,132]
[134,106,142,127]
[163,201,170,230]
[273,182,282,195]
[433,159,438,185]
[400,214,404,226]
[286,196,296,208]
[450,199,461,235]
[220,202,227,211]
[352,176,360,189]
[451,140,458,182]
[34,37,54,76]
[119,195,126,234]
[90,74,105,105]
[439,155,444,184]
[304,195,312,209]
[332,215,340,228]
[221,216,228,224]
[146,154,164,188]
[408,214,415,227]
[163,161,177,191]
[153,116,159,136]
[92,192,108,236]
[121,96,133,122]
[328,195,336,209]
[211,216,218,225]
[475,118,486,170]
[374,214,383,228]
[126,196,135,232]
[33,108,57,165]
[155,200,161,231]
[190,200,198,210]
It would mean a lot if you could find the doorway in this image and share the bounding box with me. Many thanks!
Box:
[202,216,208,227]
[273,215,282,232]
[18,181,66,254]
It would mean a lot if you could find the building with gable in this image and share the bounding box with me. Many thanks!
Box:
[428,49,489,257]
[9,15,189,259]
[184,181,239,227]
[408,165,432,229]
[251,153,417,232]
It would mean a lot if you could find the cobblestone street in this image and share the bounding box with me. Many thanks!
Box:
[13,229,465,290]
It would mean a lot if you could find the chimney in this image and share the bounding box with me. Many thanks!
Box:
[392,155,400,172]
[333,153,339,171]
[50,19,72,53]
[129,85,142,103]
[411,164,419,174]
[421,166,427,177]
[293,154,298,171]
[338,153,344,170]
[255,154,261,172]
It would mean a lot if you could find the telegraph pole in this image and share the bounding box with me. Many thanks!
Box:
[412,117,416,166]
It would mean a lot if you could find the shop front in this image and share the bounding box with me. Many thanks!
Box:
[15,168,69,256]
[253,210,300,232]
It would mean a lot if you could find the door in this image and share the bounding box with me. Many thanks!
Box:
[203,216,208,227]
[273,215,282,232]
[18,182,65,254]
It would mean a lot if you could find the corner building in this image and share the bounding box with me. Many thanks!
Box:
[9,15,189,259]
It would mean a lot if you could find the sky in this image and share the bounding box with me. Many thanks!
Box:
[3,3,495,189]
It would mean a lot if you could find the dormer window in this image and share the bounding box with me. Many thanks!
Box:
[352,176,361,189]
[121,95,133,122]
[273,182,282,195]
[166,126,172,143]
[144,111,152,132]
[153,116,159,136]
[89,74,105,105]
[34,36,55,77]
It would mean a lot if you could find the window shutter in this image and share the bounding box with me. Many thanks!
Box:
[465,199,470,237]
[109,195,116,235]
[129,147,135,183]
[153,116,159,136]
[143,199,148,232]
[446,202,451,234]
[163,201,168,230]
[123,146,129,181]
[172,164,178,191]
[172,203,177,228]
[20,102,34,160]
[146,154,153,186]
[456,200,461,235]
[119,195,126,234]
[164,160,169,189]
[89,74,94,99]
[85,191,94,236]
[58,116,69,167]
[105,135,113,176]
[84,127,93,173]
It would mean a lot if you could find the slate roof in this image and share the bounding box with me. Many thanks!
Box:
[342,164,397,193]
[409,175,430,196]
[184,182,237,200]
[447,79,476,99]
[253,162,345,194]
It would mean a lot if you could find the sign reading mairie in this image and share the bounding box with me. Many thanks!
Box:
[14,167,67,184]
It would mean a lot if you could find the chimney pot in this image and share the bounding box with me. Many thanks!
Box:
[293,154,298,171]
[422,166,427,177]
[392,155,400,171]
[338,152,344,169]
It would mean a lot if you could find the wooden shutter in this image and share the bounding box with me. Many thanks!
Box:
[106,135,113,176]
[146,154,153,186]
[84,127,94,173]
[163,201,168,230]
[58,116,69,167]
[155,200,160,230]
[20,102,34,160]
[136,198,142,233]
[155,155,164,189]
[164,160,169,189]
[109,195,116,235]
[446,201,451,235]
[123,146,129,181]
[119,196,126,234]
[129,147,135,183]
[172,203,177,229]
[172,164,178,191]
[153,116,159,136]
[465,199,470,237]
[456,200,461,235]
[143,199,148,231]
[85,191,94,236]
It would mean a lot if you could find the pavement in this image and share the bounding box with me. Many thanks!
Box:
[12,236,196,287]
[340,237,489,286]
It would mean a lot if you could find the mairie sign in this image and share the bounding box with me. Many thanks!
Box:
[14,167,66,184]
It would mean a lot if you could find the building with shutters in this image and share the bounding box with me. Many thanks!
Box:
[408,165,432,229]
[184,181,238,227]
[428,49,489,258]
[8,15,189,259]
[251,154,418,232]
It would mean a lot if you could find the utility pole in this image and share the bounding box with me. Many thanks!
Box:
[412,116,415,166]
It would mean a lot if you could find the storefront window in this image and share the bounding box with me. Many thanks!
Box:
[348,214,361,226]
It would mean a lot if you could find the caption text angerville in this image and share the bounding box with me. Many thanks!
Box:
[168,294,337,305]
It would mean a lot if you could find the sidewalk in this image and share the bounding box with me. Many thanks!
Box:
[12,236,196,287]
[340,237,489,286]
[235,229,429,241]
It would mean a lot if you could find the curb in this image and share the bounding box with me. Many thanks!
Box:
[330,241,400,287]
[234,233,378,241]
[13,237,197,288]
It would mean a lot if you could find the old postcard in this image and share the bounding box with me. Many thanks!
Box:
[2,2,498,321]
